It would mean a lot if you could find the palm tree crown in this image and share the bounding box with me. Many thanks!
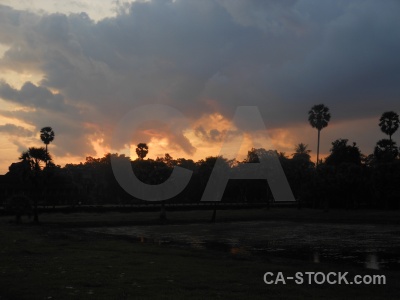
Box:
[308,104,331,130]
[379,111,399,142]
[136,143,149,160]
[40,127,55,145]
[293,143,311,160]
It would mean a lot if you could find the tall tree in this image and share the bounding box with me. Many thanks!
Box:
[290,143,313,204]
[136,143,149,160]
[40,127,55,167]
[379,111,399,149]
[197,156,232,222]
[308,104,331,166]
[19,147,51,223]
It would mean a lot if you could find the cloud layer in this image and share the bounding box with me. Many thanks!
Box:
[0,0,399,167]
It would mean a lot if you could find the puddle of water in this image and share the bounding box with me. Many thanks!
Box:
[84,221,400,270]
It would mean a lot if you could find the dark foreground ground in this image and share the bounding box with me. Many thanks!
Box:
[0,208,400,299]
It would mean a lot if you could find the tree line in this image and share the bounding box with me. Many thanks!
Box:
[2,106,400,223]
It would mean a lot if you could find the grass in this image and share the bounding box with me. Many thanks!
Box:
[23,207,400,227]
[0,208,400,299]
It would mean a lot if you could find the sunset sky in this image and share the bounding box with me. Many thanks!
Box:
[0,0,399,174]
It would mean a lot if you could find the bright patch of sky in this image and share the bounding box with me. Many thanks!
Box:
[0,0,119,21]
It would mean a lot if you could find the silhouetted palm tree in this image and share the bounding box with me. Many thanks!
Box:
[308,104,331,166]
[19,147,51,223]
[136,143,149,160]
[379,112,399,152]
[19,147,51,171]
[292,143,311,161]
[40,127,55,167]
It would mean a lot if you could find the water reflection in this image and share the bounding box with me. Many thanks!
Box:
[85,221,400,270]
[313,251,320,263]
[365,253,380,270]
[230,246,250,256]
[189,237,205,249]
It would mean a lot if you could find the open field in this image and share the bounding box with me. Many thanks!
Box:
[5,207,400,227]
[1,208,400,299]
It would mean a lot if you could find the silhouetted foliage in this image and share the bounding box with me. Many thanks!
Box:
[4,195,32,224]
[19,147,52,171]
[3,108,400,213]
[244,148,261,163]
[289,143,314,201]
[325,139,362,166]
[308,104,331,166]
[379,111,399,143]
[292,143,311,162]
[40,126,55,167]
[15,147,52,223]
[370,161,400,209]
[136,143,149,160]
[374,139,399,163]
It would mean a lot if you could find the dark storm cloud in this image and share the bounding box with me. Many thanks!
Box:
[0,0,399,158]
[0,81,76,113]
[261,0,400,123]
[0,123,33,137]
